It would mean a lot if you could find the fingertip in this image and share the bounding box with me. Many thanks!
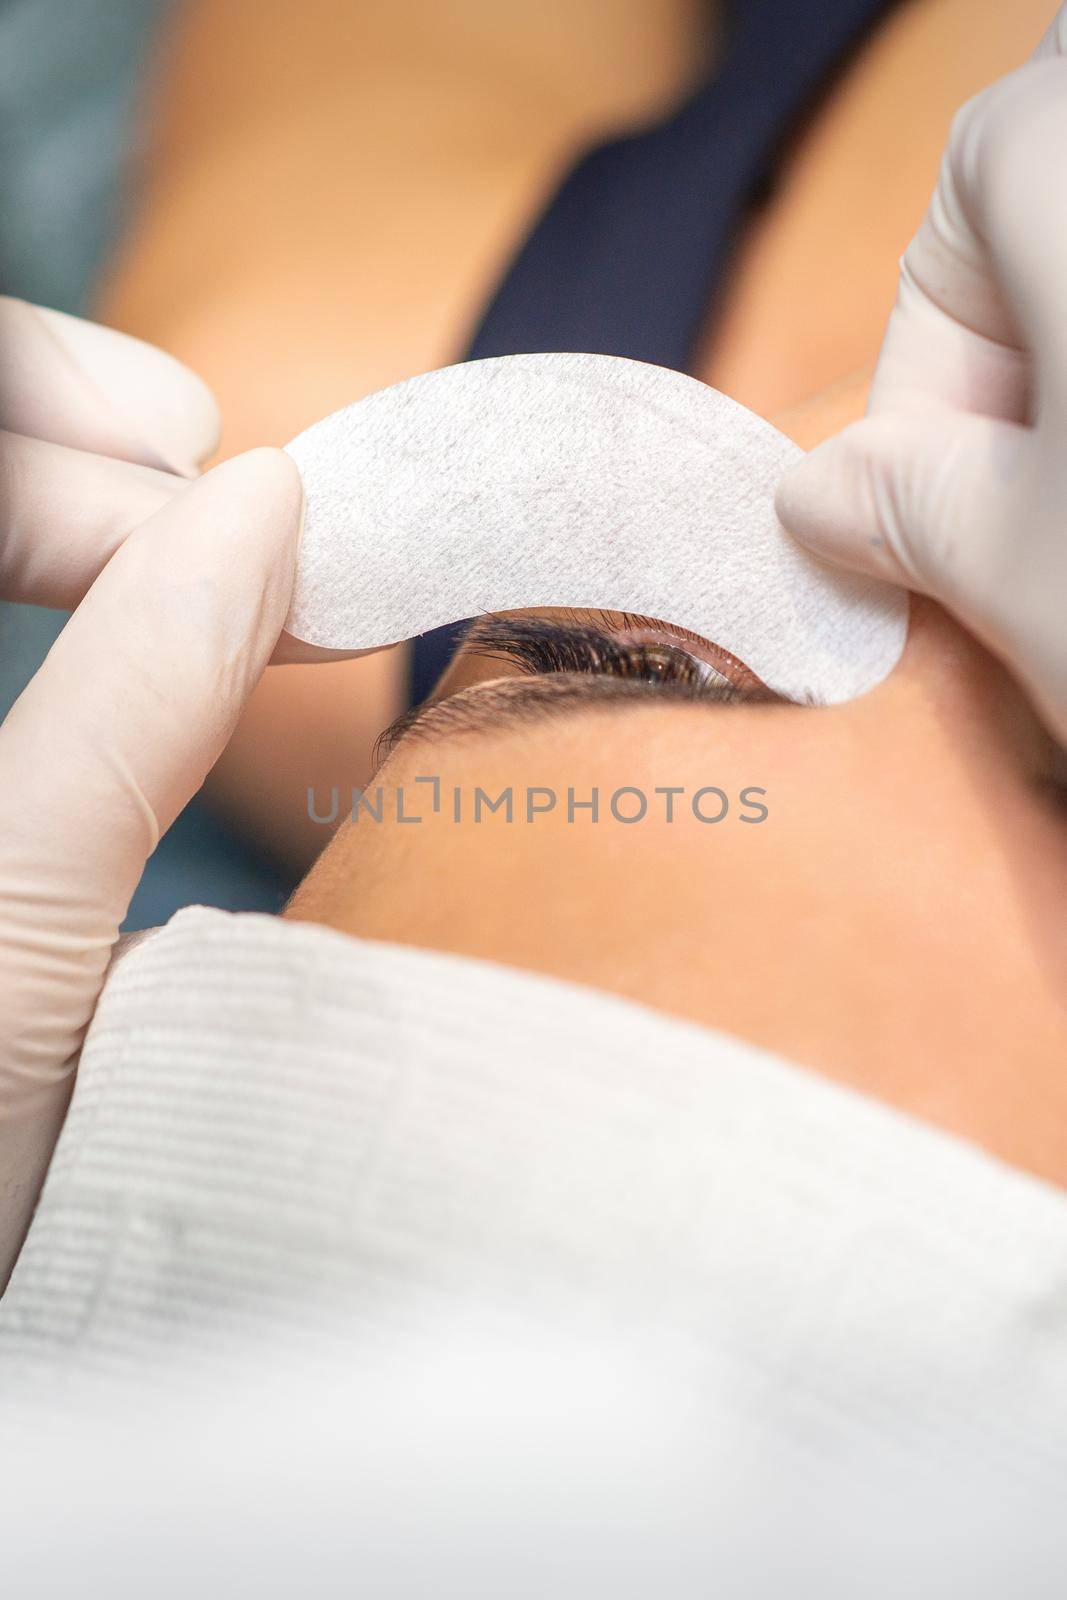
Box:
[774,441,849,550]
[775,428,906,585]
[214,444,304,499]
[198,444,303,518]
[183,450,305,624]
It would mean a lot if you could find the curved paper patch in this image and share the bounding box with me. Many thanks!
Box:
[285,353,906,703]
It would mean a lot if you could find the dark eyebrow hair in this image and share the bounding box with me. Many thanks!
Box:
[375,664,778,765]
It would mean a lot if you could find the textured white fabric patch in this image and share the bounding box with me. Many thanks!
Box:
[285,353,906,703]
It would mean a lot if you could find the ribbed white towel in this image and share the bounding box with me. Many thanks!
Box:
[3,906,1066,1504]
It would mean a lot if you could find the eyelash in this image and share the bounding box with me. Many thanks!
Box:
[374,616,784,765]
[464,616,755,698]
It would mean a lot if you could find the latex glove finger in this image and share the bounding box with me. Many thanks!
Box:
[867,51,1067,420]
[0,430,365,665]
[0,297,219,473]
[0,296,211,606]
[0,448,303,1285]
[774,410,1025,609]
[866,51,1067,424]
[0,302,362,663]
[0,430,368,668]
[0,431,181,607]
[774,410,1067,745]
[777,60,1067,564]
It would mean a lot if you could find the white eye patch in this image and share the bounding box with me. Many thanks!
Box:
[285,352,905,703]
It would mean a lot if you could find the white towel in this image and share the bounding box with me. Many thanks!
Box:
[2,906,1066,1587]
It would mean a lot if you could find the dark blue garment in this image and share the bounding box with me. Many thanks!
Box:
[409,0,898,702]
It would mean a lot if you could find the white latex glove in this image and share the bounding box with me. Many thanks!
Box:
[0,298,304,1288]
[775,9,1067,745]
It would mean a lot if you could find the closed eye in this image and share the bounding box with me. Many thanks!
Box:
[374,611,784,763]
[461,611,777,698]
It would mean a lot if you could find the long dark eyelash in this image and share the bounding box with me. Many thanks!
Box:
[373,615,787,766]
[462,615,770,697]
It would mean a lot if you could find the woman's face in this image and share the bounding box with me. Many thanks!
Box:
[287,597,1067,1184]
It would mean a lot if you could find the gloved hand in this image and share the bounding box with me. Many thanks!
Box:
[775,8,1067,746]
[0,298,304,1288]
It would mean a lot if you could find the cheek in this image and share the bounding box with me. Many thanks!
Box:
[285,810,392,924]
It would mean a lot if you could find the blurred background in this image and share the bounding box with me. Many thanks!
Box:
[1,0,285,925]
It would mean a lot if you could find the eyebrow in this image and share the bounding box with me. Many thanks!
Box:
[376,667,775,764]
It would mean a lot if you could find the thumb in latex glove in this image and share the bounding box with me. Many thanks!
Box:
[775,21,1067,746]
[0,301,304,1288]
